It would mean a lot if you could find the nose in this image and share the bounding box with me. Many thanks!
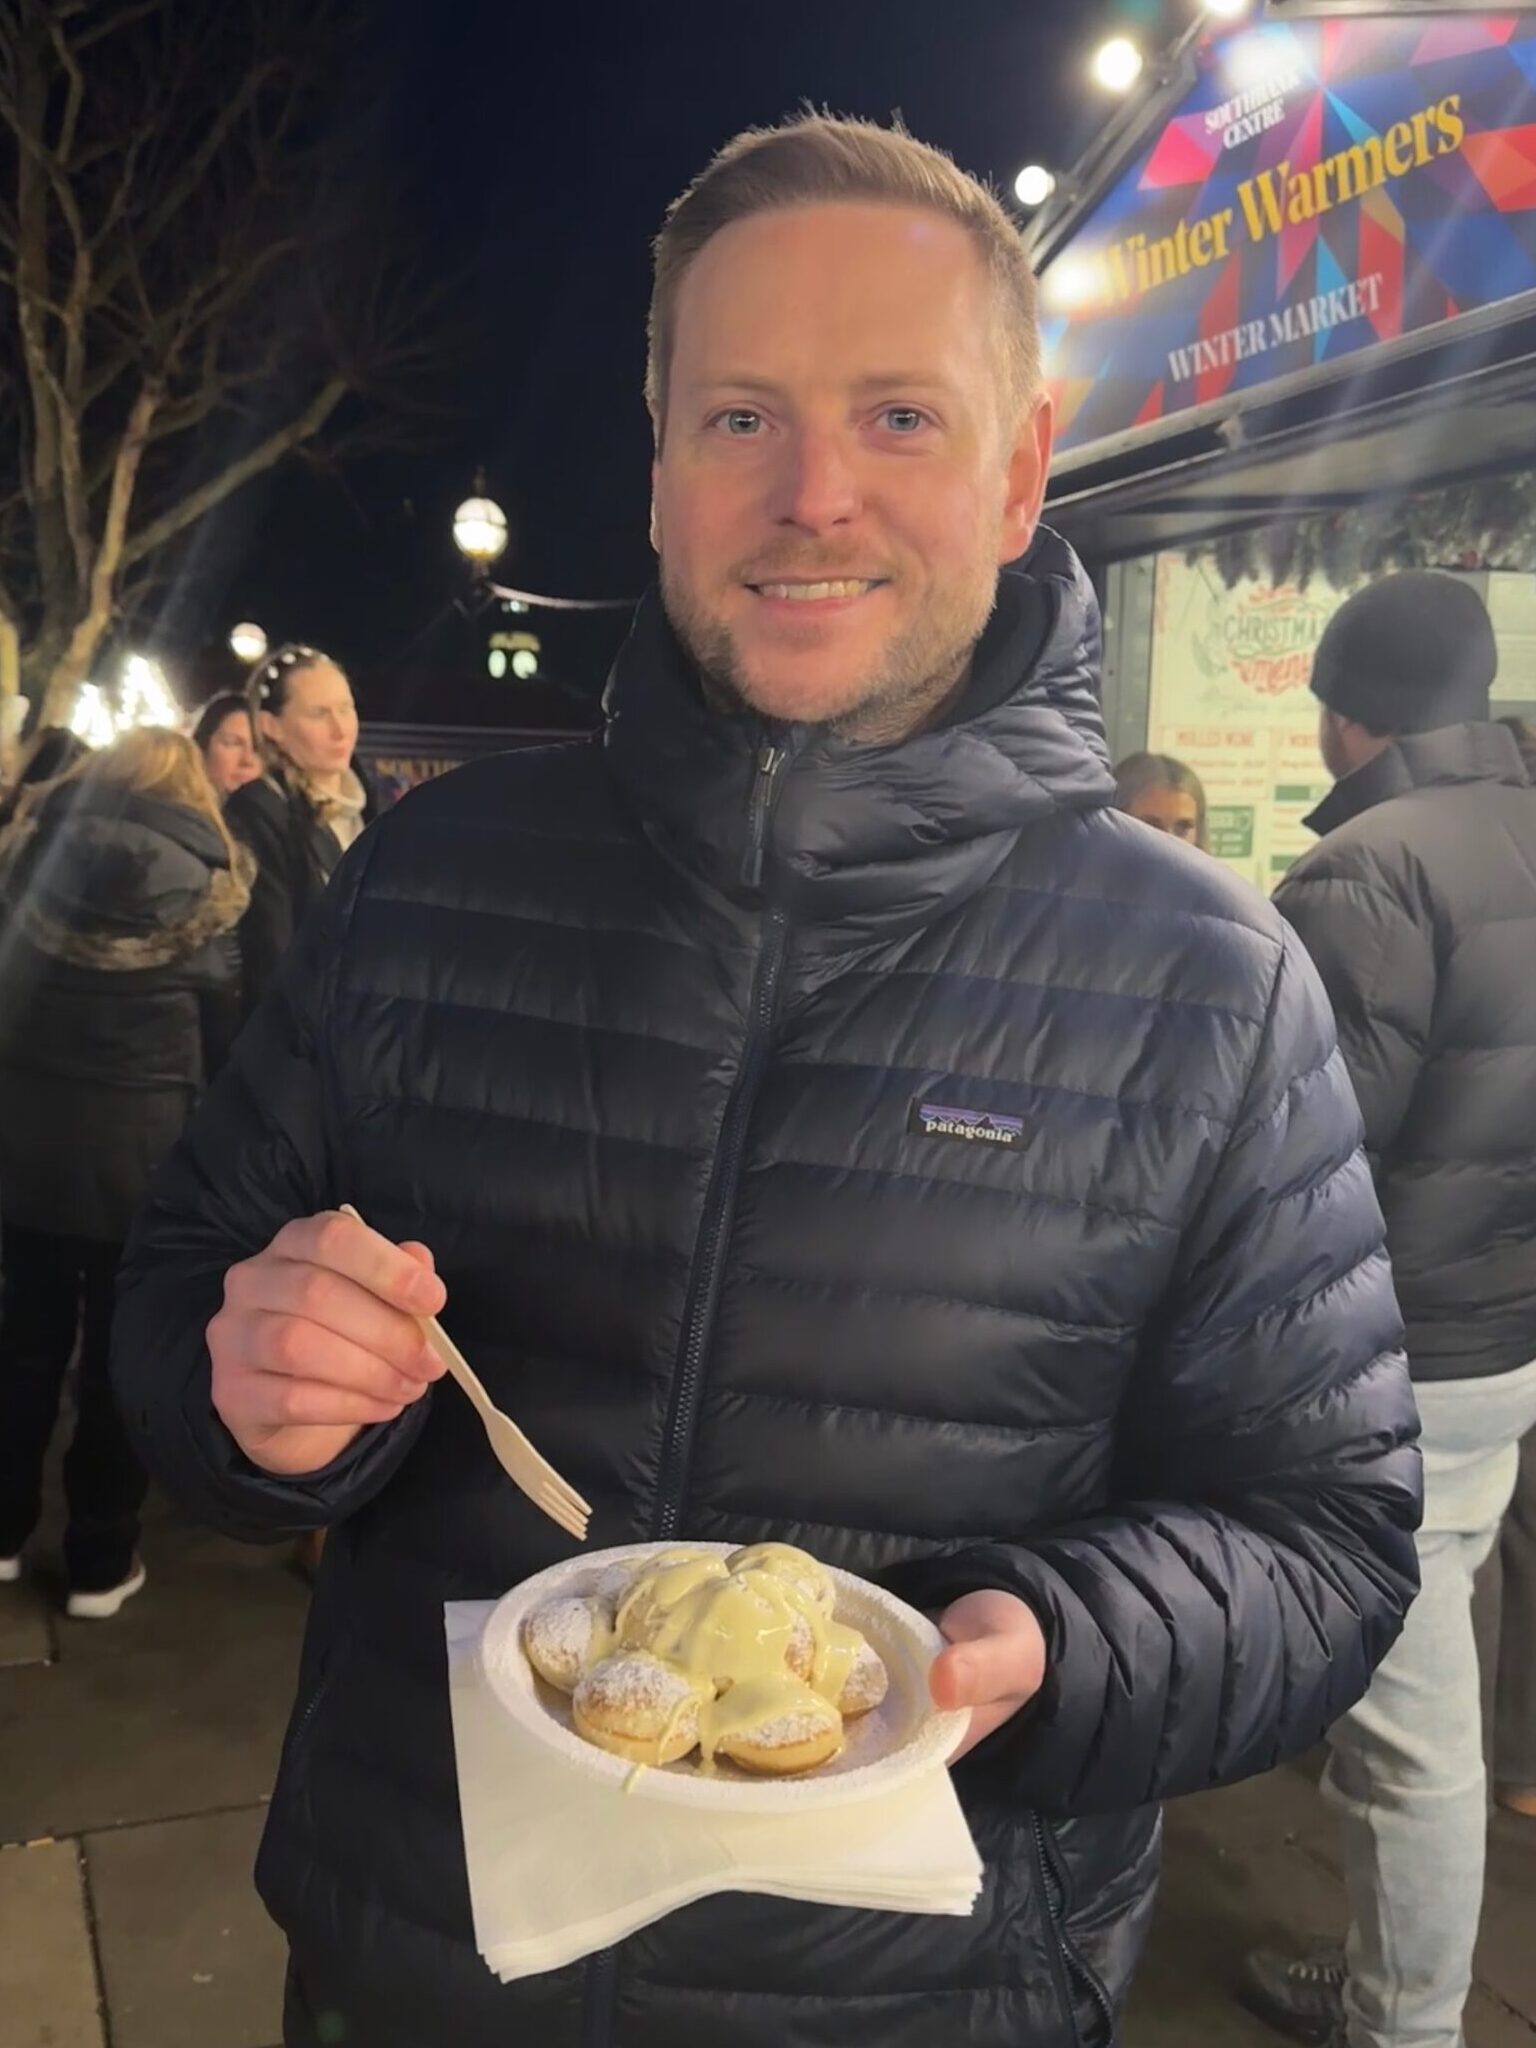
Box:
[770,425,862,533]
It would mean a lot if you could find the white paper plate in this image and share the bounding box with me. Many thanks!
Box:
[479,1541,970,1811]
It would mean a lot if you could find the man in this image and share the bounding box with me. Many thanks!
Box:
[1244,573,1536,2048]
[115,117,1419,2048]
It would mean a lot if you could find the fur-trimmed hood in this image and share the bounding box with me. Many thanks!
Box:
[0,784,254,972]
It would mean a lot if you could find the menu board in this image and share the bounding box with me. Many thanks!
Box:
[1147,552,1349,890]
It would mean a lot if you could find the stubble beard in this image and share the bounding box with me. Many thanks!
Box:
[660,558,1000,745]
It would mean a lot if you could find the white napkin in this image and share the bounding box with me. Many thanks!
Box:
[445,1601,985,1983]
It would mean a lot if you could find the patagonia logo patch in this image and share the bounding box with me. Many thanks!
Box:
[909,1100,1025,1149]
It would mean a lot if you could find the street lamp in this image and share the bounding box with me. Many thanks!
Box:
[1092,36,1144,91]
[1014,164,1058,209]
[453,491,509,570]
[229,621,268,665]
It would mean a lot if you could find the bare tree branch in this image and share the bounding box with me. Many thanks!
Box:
[3,0,460,728]
[122,376,348,568]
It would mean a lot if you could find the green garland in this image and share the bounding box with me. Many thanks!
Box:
[1190,472,1536,590]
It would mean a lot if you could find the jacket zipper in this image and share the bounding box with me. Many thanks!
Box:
[741,742,786,889]
[1032,1814,1118,2045]
[581,745,790,2047]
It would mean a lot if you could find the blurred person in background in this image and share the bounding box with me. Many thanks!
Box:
[193,693,263,800]
[0,728,250,1616]
[1495,715,1536,1825]
[1500,712,1536,780]
[1244,573,1536,2048]
[226,644,373,1020]
[1112,750,1208,849]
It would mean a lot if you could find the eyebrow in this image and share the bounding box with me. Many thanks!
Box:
[683,372,958,399]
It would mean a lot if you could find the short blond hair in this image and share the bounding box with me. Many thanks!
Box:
[647,113,1042,431]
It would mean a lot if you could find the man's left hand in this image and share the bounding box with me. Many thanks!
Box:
[930,1589,1048,1762]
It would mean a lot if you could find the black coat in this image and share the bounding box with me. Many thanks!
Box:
[0,782,249,1242]
[1275,721,1536,1382]
[226,769,375,1018]
[115,534,1420,2048]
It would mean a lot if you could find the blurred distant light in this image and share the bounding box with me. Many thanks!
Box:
[1205,0,1251,18]
[1041,254,1105,316]
[1093,36,1145,91]
[1014,164,1058,209]
[488,649,509,679]
[68,681,117,749]
[510,648,539,680]
[120,653,179,731]
[453,494,509,567]
[229,621,267,665]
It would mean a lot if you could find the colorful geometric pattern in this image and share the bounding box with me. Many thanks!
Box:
[1043,12,1536,458]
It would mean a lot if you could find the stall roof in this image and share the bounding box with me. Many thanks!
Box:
[1034,6,1536,560]
[1047,306,1536,562]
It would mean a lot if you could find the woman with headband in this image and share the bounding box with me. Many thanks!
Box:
[226,645,374,1018]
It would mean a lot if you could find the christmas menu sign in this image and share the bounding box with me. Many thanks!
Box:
[1146,553,1349,891]
[1043,13,1536,457]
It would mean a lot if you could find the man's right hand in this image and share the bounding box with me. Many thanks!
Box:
[208,1210,448,1476]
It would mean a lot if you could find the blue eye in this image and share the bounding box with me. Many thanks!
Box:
[715,409,763,436]
[881,407,927,434]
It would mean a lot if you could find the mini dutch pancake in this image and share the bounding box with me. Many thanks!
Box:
[837,1637,890,1718]
[572,1652,712,1766]
[523,1595,617,1694]
[616,1552,730,1649]
[705,1677,845,1776]
[726,1542,836,1614]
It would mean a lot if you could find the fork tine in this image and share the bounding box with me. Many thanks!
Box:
[550,1500,589,1541]
[542,1476,594,1519]
[499,1423,592,1518]
[538,1478,588,1524]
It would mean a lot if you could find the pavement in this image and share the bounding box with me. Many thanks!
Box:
[2,1482,1534,2048]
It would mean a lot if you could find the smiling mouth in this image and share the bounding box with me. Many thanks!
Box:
[746,578,887,602]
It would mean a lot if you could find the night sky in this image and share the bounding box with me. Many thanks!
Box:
[205,0,1185,723]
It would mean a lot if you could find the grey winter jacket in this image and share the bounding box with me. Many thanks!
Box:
[1276,722,1536,1382]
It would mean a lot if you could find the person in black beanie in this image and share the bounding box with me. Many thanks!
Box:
[1244,571,1536,2048]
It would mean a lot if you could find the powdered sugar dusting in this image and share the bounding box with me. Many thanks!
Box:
[578,1653,698,1718]
[727,1710,836,1749]
[526,1597,605,1666]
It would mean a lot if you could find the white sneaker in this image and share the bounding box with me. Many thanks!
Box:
[65,1558,147,1620]
[0,1554,21,1584]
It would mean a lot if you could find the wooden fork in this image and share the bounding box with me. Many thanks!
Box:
[339,1206,591,1542]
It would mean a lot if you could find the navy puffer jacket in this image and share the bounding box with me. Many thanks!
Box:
[114,531,1420,2048]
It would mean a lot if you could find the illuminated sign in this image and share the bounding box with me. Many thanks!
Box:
[1043,13,1536,455]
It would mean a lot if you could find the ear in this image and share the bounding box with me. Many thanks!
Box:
[649,458,662,556]
[997,396,1054,567]
[257,707,281,747]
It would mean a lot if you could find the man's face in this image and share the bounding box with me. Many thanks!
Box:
[1318,704,1354,783]
[652,202,1051,738]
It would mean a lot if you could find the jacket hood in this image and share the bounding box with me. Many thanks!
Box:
[603,526,1116,939]
[1306,720,1531,838]
[0,783,252,970]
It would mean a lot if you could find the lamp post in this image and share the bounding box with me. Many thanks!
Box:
[229,621,268,666]
[452,487,510,574]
